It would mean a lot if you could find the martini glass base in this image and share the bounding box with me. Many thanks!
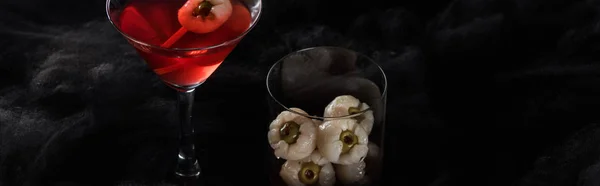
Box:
[175,147,201,177]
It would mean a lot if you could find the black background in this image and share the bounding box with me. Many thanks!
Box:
[2,0,600,185]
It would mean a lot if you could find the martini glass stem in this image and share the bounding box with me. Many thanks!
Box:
[176,89,201,178]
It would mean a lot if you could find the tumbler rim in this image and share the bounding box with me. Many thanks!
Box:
[265,46,388,120]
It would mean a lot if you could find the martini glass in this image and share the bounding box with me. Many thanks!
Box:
[106,0,262,179]
[266,47,387,186]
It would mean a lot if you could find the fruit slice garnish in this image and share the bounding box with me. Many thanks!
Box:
[178,0,233,34]
[120,5,167,44]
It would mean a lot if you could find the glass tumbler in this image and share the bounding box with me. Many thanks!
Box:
[265,46,387,186]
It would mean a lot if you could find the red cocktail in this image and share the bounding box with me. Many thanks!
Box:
[106,0,262,180]
[115,0,252,86]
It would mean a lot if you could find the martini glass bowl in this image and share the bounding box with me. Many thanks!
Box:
[266,46,388,186]
[106,0,262,180]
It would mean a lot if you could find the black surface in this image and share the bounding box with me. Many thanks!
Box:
[2,0,600,185]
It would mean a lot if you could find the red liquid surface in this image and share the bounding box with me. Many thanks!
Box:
[116,0,252,86]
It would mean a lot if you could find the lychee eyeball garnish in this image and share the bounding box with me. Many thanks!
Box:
[178,0,233,34]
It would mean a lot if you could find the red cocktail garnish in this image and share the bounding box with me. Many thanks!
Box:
[161,0,233,48]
